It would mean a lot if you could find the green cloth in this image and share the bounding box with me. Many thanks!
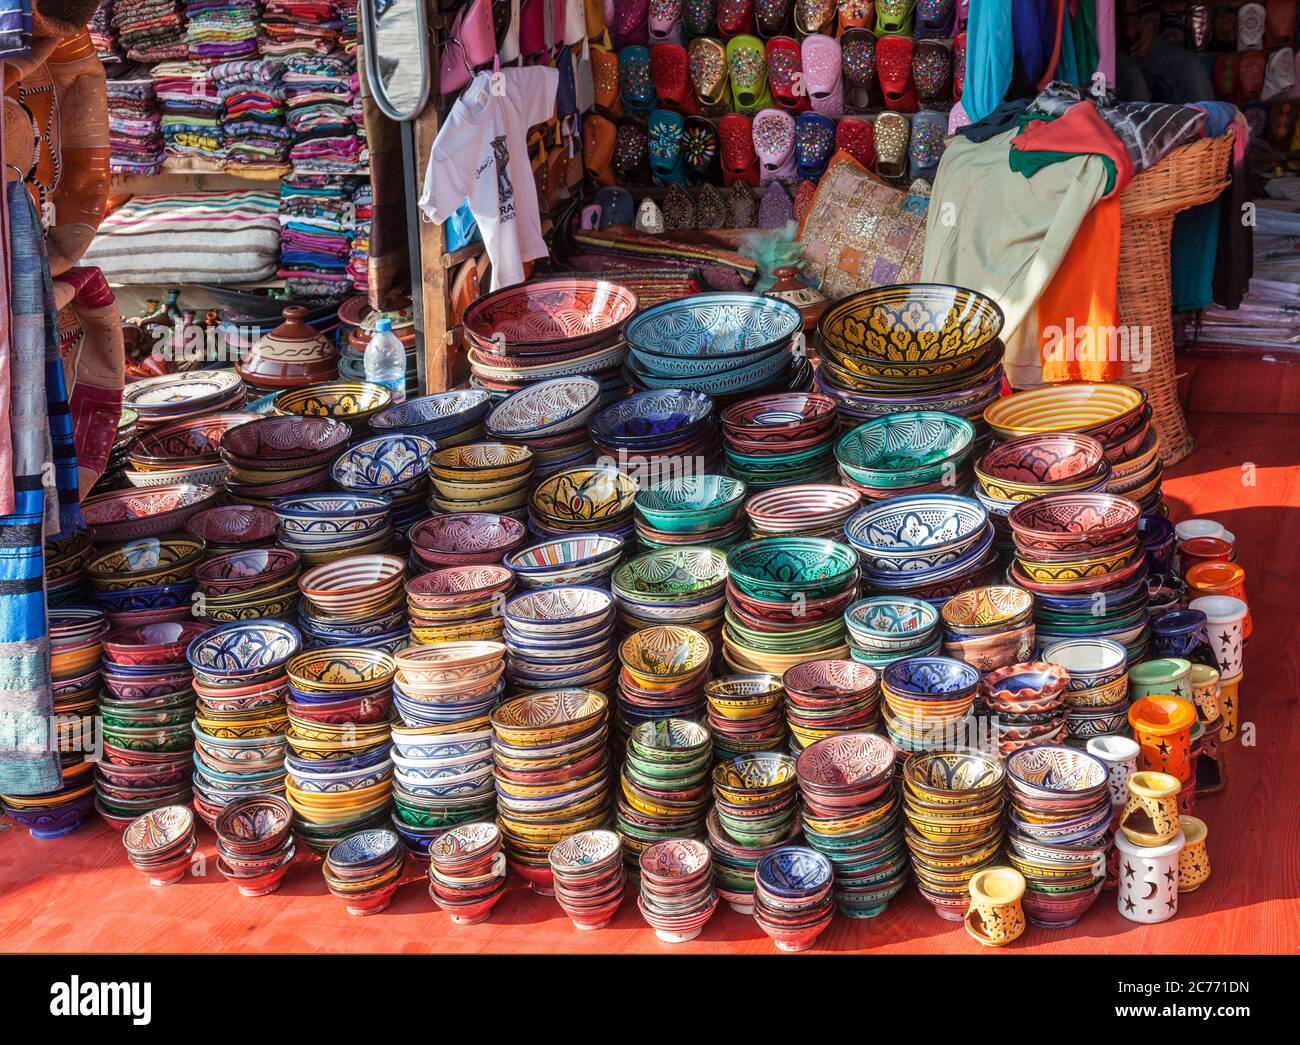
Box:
[1008,112,1119,198]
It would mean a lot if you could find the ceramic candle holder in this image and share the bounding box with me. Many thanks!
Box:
[1185,561,1251,639]
[1177,816,1210,892]
[1188,595,1247,680]
[1087,735,1141,808]
[1128,657,1193,705]
[1179,535,1233,577]
[1218,674,1241,742]
[1174,518,1224,543]
[1128,695,1196,781]
[1120,771,1181,846]
[1148,609,1216,666]
[1188,663,1221,724]
[964,866,1026,948]
[1115,829,1185,924]
[1195,723,1226,796]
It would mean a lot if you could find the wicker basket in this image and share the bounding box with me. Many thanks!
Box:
[1117,130,1235,465]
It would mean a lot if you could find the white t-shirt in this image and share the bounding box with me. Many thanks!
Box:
[419,66,559,291]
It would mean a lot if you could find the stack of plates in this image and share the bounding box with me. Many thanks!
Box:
[122,370,247,430]
[529,465,638,541]
[939,586,1036,675]
[504,587,619,697]
[219,415,351,505]
[464,277,636,399]
[612,547,728,647]
[624,293,802,399]
[1107,430,1165,515]
[751,846,838,952]
[47,526,96,606]
[880,657,980,755]
[979,661,1071,756]
[409,512,527,572]
[591,389,720,485]
[722,391,839,490]
[745,483,863,540]
[616,625,712,743]
[121,805,198,886]
[484,376,603,481]
[271,381,393,436]
[186,504,278,555]
[617,719,713,875]
[1042,638,1131,749]
[844,595,942,670]
[0,761,96,840]
[331,432,437,540]
[390,723,494,856]
[87,535,204,624]
[92,408,138,494]
[633,474,747,552]
[504,534,625,591]
[782,659,882,751]
[835,411,977,501]
[405,564,513,646]
[123,412,254,489]
[428,443,535,520]
[274,494,394,566]
[195,548,301,624]
[369,389,492,445]
[295,555,408,652]
[722,537,857,675]
[704,673,788,761]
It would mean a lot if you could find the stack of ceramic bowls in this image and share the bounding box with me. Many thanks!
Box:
[296,554,407,650]
[122,370,246,430]
[271,381,393,437]
[745,483,863,540]
[504,534,625,591]
[705,674,787,761]
[591,389,721,483]
[218,415,351,505]
[273,494,394,566]
[428,822,509,924]
[369,388,492,445]
[463,277,635,401]
[92,408,137,494]
[186,620,299,827]
[712,752,800,851]
[844,595,942,670]
[1,762,96,840]
[81,484,223,548]
[973,432,1110,547]
[616,626,712,743]
[940,586,1036,674]
[37,609,103,835]
[723,537,857,676]
[428,443,535,521]
[1108,430,1164,514]
[782,659,882,751]
[617,719,713,872]
[484,376,604,480]
[797,732,908,918]
[123,412,254,489]
[979,661,1071,756]
[194,548,301,624]
[1042,638,1131,748]
[835,412,977,501]
[843,495,998,606]
[902,750,1006,920]
[880,657,980,755]
[720,392,839,491]
[339,298,420,396]
[87,535,204,623]
[122,804,198,886]
[612,547,728,646]
[331,432,437,541]
[633,475,747,552]
[637,837,719,943]
[187,504,279,555]
[46,526,96,606]
[753,846,836,951]
[1008,494,1148,663]
[1003,745,1110,928]
[409,512,528,573]
[624,293,802,399]
[529,465,639,542]
[504,587,618,696]
[323,828,406,915]
[814,285,1006,440]
[214,795,296,897]
[549,829,627,930]
[405,564,513,647]
[490,689,613,894]
[1137,516,1178,590]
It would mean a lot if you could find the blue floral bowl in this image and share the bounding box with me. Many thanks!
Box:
[186,619,301,683]
[882,656,979,701]
[624,293,801,359]
[369,389,491,439]
[844,495,990,572]
[590,389,714,448]
[327,828,400,870]
[755,845,834,898]
[331,433,436,494]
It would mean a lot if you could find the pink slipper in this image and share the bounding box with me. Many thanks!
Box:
[802,32,844,117]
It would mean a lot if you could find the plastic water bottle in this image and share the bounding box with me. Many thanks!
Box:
[364,317,407,405]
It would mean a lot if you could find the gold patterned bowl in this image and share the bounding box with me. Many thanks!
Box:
[1016,543,1141,584]
[273,381,393,426]
[286,648,397,694]
[903,750,1005,804]
[88,536,206,590]
[531,466,638,526]
[429,442,535,482]
[984,382,1146,442]
[619,625,712,685]
[941,586,1034,636]
[712,752,798,804]
[817,283,1004,364]
[489,689,608,747]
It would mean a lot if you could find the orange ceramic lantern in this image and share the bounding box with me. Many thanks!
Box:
[1185,561,1251,638]
[1128,695,1196,782]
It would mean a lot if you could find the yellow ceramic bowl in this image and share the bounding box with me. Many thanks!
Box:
[817,284,1003,363]
[0,780,95,809]
[1064,674,1129,708]
[410,618,505,644]
[489,689,608,748]
[984,382,1145,440]
[297,532,396,565]
[88,536,205,590]
[530,466,638,526]
[196,716,288,740]
[1110,430,1162,481]
[803,793,899,836]
[1016,543,1140,584]
[721,640,851,676]
[285,648,396,694]
[429,442,534,482]
[428,489,529,514]
[430,471,531,500]
[904,806,1004,841]
[974,466,1109,503]
[941,585,1034,631]
[391,714,491,740]
[619,626,712,684]
[272,381,392,424]
[286,734,391,760]
[287,718,391,744]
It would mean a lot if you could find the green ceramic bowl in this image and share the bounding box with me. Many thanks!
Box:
[634,475,747,533]
[726,537,859,602]
[723,612,847,654]
[835,412,976,489]
[612,547,729,603]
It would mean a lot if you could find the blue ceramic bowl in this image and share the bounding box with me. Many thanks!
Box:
[93,581,197,614]
[327,828,400,870]
[590,389,714,448]
[629,343,786,378]
[331,433,436,493]
[392,733,492,761]
[624,293,801,359]
[844,495,989,561]
[629,347,790,396]
[845,596,941,646]
[755,845,834,898]
[369,389,491,439]
[273,494,392,535]
[858,525,995,589]
[1039,638,1128,690]
[186,619,301,680]
[289,760,394,794]
[286,745,392,777]
[882,656,979,700]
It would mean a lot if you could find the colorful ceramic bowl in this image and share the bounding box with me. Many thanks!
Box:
[984,382,1146,442]
[331,433,437,493]
[818,284,1003,363]
[272,381,393,426]
[625,293,800,359]
[463,277,637,353]
[485,377,603,438]
[835,412,976,488]
[531,466,638,526]
[635,475,747,533]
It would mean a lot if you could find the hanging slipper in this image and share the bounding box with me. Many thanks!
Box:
[586,0,608,37]
[620,46,657,115]
[873,110,910,180]
[583,111,618,185]
[1243,101,1269,142]
[688,35,730,105]
[637,197,666,233]
[913,37,950,103]
[696,181,729,227]
[841,27,878,109]
[649,0,684,43]
[726,180,759,226]
[795,112,836,181]
[593,45,624,115]
[756,0,793,37]
[663,183,697,229]
[838,0,874,33]
[908,109,947,181]
[612,0,650,47]
[876,34,918,111]
[1212,53,1239,103]
[594,186,637,226]
[767,35,810,111]
[1185,4,1211,48]
[802,32,845,117]
[718,0,756,37]
[1239,48,1267,101]
[753,107,798,182]
[947,98,970,134]
[1267,97,1299,149]
[615,116,650,183]
[914,0,953,38]
[794,0,836,34]
[683,115,721,180]
[952,31,965,101]
[1238,3,1266,49]
[1213,5,1238,50]
[758,181,795,227]
[652,42,701,112]
[727,34,775,112]
[1264,46,1296,99]
[684,0,717,37]
[720,111,761,183]
[875,0,915,35]
[648,109,689,184]
[1267,0,1296,46]
[836,114,875,170]
[955,0,968,30]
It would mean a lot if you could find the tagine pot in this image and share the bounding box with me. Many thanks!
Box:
[237,306,338,390]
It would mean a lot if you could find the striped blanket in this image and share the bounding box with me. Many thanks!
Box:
[82,190,282,284]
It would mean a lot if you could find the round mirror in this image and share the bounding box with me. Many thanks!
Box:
[361,0,432,122]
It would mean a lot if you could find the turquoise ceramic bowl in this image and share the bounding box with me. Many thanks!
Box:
[635,475,747,533]
[726,537,859,601]
[835,412,975,489]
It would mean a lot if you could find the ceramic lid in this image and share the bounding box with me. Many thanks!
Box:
[253,307,335,364]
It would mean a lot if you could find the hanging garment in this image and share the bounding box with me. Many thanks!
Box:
[1212,110,1252,310]
[964,0,1013,123]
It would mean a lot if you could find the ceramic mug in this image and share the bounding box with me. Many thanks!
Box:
[1218,674,1241,741]
[1128,695,1196,781]
[1185,560,1251,639]
[1188,663,1221,724]
[1115,829,1186,924]
[1128,657,1193,705]
[1087,734,1140,808]
[964,866,1026,948]
[1120,770,1181,846]
[1177,816,1210,892]
[1188,595,1247,680]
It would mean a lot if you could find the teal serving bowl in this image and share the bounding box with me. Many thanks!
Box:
[635,475,748,533]
[835,412,975,489]
[726,537,859,602]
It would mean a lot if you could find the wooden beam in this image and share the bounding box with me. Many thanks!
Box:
[413,0,451,393]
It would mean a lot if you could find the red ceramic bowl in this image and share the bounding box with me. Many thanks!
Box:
[463,277,638,354]
[103,621,209,667]
[220,415,352,468]
[186,504,278,546]
[721,391,837,434]
[1007,493,1141,553]
[82,484,222,543]
[129,413,256,467]
[196,547,301,596]
[976,432,1105,487]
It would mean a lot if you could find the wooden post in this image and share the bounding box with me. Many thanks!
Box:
[413,0,450,393]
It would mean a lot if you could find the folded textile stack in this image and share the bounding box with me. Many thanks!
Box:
[284,53,361,174]
[185,0,259,63]
[212,58,291,175]
[91,0,121,65]
[260,0,340,57]
[278,173,361,303]
[349,181,370,291]
[153,60,224,169]
[113,0,189,63]
[106,65,164,176]
[336,0,356,54]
